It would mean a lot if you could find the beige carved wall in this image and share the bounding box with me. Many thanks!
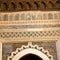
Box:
[0,11,60,60]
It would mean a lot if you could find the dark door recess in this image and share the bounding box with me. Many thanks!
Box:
[19,54,43,60]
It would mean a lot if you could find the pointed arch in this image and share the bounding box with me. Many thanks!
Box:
[11,2,16,10]
[26,2,31,9]
[19,2,24,10]
[34,1,39,9]
[3,2,8,10]
[55,1,60,8]
[8,42,53,60]
[12,49,50,60]
[49,1,54,8]
[41,1,46,9]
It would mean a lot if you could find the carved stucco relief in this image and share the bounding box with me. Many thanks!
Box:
[8,42,53,60]
[0,30,60,38]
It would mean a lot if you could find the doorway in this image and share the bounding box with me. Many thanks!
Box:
[19,54,43,60]
[8,42,53,60]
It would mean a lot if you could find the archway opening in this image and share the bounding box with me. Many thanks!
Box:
[19,54,43,60]
[8,42,53,60]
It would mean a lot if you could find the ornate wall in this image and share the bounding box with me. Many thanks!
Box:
[2,42,57,60]
[0,1,59,60]
[0,0,60,11]
[0,11,60,60]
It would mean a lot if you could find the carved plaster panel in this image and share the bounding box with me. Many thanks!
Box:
[0,30,60,38]
[7,42,53,60]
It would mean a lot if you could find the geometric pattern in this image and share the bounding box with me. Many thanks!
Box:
[0,30,60,38]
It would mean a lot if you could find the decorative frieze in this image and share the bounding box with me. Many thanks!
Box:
[0,11,60,21]
[0,30,60,38]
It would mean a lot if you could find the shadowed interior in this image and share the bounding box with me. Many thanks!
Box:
[19,54,43,60]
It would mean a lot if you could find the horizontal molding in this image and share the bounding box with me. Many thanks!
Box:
[0,0,60,11]
[0,11,60,21]
[0,37,58,43]
[0,20,59,25]
[0,30,60,38]
[0,24,60,29]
